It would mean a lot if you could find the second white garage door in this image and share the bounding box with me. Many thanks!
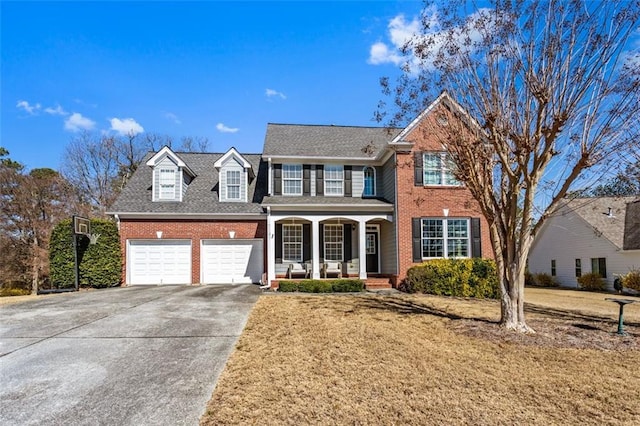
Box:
[201,239,263,284]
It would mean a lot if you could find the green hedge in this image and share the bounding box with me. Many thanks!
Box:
[401,258,499,299]
[278,279,365,293]
[49,218,122,288]
[528,273,559,287]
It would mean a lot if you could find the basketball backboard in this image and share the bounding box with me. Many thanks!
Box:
[73,216,91,236]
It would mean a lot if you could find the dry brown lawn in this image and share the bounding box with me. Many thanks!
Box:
[202,288,639,425]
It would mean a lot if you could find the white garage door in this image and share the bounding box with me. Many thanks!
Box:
[128,240,191,285]
[201,239,263,284]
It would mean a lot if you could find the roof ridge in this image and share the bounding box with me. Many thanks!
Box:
[266,122,402,130]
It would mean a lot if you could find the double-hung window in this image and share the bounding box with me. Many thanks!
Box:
[282,164,302,195]
[324,165,344,196]
[226,170,241,200]
[363,166,375,197]
[324,224,343,261]
[282,224,302,262]
[159,168,176,200]
[421,218,469,258]
[423,153,460,186]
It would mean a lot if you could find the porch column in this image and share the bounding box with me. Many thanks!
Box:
[267,216,276,283]
[358,220,367,279]
[311,219,321,279]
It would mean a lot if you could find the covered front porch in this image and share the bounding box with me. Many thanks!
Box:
[266,213,396,284]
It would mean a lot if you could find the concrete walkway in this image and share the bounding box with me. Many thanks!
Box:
[0,285,261,425]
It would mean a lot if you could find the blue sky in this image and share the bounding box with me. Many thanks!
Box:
[1,1,423,170]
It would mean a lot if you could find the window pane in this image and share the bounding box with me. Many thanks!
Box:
[324,165,343,195]
[447,239,468,257]
[363,167,375,196]
[423,238,443,258]
[421,218,469,259]
[324,224,343,261]
[283,224,302,262]
[422,220,443,238]
[226,170,241,199]
[575,259,582,277]
[282,164,302,195]
[159,168,175,199]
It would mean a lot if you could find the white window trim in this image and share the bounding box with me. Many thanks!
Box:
[421,218,470,259]
[282,224,303,263]
[323,224,344,261]
[423,152,461,187]
[282,164,303,196]
[158,167,177,200]
[225,170,242,201]
[324,165,344,196]
[363,166,376,197]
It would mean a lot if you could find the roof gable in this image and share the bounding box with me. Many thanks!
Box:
[145,146,196,177]
[558,197,638,249]
[214,147,254,178]
[390,91,484,146]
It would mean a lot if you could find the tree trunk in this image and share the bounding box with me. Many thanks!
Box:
[497,257,534,333]
[31,237,39,295]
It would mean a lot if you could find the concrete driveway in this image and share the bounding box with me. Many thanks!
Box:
[0,285,261,426]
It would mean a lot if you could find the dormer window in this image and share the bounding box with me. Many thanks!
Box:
[214,147,254,203]
[159,168,176,199]
[146,146,195,202]
[226,170,241,200]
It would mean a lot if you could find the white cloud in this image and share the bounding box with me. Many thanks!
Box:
[368,15,420,66]
[265,88,287,99]
[44,104,68,116]
[16,100,41,114]
[64,113,96,132]
[164,112,181,124]
[368,41,403,65]
[110,117,144,136]
[216,123,239,133]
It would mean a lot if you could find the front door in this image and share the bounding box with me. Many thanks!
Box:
[365,229,379,273]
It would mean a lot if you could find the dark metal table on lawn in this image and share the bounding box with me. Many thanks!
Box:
[605,298,636,335]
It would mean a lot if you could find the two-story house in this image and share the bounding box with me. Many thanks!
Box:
[109,93,493,288]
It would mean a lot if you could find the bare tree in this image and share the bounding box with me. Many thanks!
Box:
[0,156,80,293]
[379,0,640,331]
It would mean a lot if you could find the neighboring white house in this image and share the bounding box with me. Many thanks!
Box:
[528,197,640,290]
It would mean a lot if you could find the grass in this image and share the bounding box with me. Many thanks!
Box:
[201,288,640,425]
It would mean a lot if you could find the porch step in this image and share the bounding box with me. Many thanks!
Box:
[365,278,392,290]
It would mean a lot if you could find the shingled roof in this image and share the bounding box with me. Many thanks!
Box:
[558,196,638,249]
[263,123,402,159]
[109,152,267,216]
[623,199,640,250]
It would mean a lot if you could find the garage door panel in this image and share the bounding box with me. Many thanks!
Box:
[128,240,191,285]
[201,240,263,284]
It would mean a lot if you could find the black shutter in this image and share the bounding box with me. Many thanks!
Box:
[344,166,352,197]
[303,224,311,263]
[316,165,324,196]
[471,217,482,258]
[414,152,423,186]
[412,218,422,262]
[274,164,282,195]
[319,224,324,260]
[303,165,311,195]
[343,224,352,262]
[275,223,283,263]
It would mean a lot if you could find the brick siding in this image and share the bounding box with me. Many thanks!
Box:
[119,219,266,285]
[395,113,494,282]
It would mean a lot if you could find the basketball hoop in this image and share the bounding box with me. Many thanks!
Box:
[89,233,100,245]
[73,216,91,236]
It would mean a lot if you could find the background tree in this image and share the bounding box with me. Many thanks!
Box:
[61,132,210,214]
[0,149,80,293]
[379,0,640,331]
[587,160,640,197]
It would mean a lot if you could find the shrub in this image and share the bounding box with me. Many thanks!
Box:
[49,218,122,288]
[331,279,364,292]
[621,270,640,291]
[532,273,559,287]
[277,279,364,293]
[402,258,499,299]
[277,281,298,292]
[577,273,606,291]
[0,287,31,297]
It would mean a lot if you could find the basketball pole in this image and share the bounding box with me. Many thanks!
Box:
[72,216,80,291]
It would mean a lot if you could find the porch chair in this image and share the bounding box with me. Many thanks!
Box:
[322,262,342,279]
[287,263,308,279]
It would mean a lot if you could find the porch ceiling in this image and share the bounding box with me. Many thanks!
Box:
[262,195,394,212]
